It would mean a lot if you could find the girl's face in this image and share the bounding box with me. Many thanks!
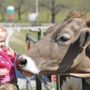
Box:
[0,30,7,48]
[0,41,5,48]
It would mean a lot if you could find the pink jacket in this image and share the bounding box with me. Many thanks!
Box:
[0,47,16,84]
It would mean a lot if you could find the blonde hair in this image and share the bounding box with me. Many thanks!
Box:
[0,26,7,42]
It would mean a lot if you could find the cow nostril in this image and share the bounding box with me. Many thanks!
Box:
[20,59,27,66]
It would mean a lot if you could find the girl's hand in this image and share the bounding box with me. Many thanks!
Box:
[0,69,9,76]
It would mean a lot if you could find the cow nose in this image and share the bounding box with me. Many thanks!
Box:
[20,59,27,66]
[16,55,40,74]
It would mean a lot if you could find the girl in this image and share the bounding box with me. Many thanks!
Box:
[0,27,19,90]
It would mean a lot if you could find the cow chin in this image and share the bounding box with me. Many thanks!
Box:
[18,68,58,77]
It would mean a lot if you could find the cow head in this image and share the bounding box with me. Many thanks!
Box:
[16,11,90,78]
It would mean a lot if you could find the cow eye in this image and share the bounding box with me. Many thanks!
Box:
[56,34,70,43]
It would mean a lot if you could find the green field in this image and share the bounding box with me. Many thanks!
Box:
[10,30,26,54]
[10,30,40,54]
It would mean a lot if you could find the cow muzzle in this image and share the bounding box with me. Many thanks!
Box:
[16,54,40,74]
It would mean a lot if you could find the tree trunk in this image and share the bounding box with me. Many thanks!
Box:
[51,13,55,23]
[51,0,55,23]
[18,10,21,21]
[1,12,4,21]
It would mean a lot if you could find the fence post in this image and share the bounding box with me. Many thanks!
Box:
[26,30,42,90]
[51,75,60,90]
[36,29,42,90]
[56,75,60,90]
[26,33,33,90]
[26,33,31,49]
[38,29,41,40]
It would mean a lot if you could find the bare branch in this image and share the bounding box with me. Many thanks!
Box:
[39,3,51,10]
[54,4,69,14]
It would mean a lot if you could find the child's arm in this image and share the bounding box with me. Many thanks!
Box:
[0,69,9,76]
[4,47,16,63]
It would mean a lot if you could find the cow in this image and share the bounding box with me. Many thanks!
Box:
[16,11,90,78]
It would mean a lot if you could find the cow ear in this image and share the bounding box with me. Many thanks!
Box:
[80,28,90,48]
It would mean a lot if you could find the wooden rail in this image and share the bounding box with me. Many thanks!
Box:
[0,23,53,32]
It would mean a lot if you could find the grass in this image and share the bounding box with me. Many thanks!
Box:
[9,30,40,54]
[19,88,27,90]
[10,30,29,54]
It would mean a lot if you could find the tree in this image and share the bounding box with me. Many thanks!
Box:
[15,0,25,20]
[0,0,5,21]
[15,0,33,21]
[40,0,69,23]
[3,0,39,22]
